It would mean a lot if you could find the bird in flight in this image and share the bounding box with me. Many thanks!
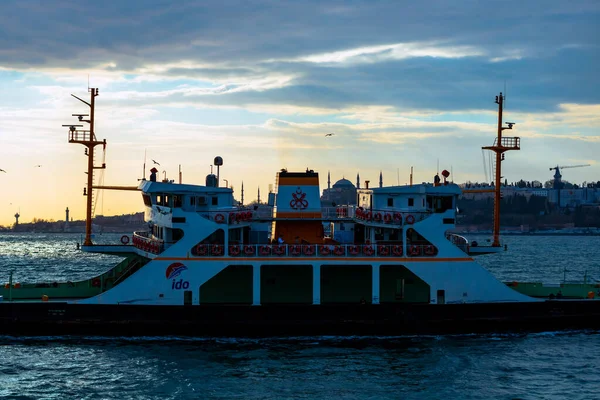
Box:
[325,133,334,137]
[152,159,160,165]
[34,165,42,167]
[0,168,6,173]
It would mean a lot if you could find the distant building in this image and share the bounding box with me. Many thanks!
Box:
[321,177,357,206]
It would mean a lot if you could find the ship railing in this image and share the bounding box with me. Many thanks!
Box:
[200,206,359,224]
[132,231,164,254]
[191,243,438,257]
[354,208,431,226]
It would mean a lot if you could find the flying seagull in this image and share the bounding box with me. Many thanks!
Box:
[152,159,160,166]
[0,169,6,173]
[325,133,334,137]
[34,165,42,167]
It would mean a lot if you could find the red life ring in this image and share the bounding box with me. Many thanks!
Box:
[244,245,255,256]
[366,211,372,221]
[229,245,241,256]
[196,244,208,256]
[229,212,236,223]
[363,246,375,256]
[384,213,392,223]
[374,212,382,222]
[121,235,130,245]
[356,209,362,219]
[214,213,225,223]
[392,245,403,256]
[319,245,331,256]
[273,245,285,255]
[409,245,420,256]
[394,212,402,223]
[259,245,271,256]
[378,245,390,256]
[212,244,224,256]
[246,211,253,220]
[349,245,360,256]
[405,214,415,224]
[424,245,436,255]
[333,245,345,256]
[290,245,301,256]
[303,245,315,256]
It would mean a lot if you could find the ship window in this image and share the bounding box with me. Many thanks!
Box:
[212,196,218,206]
[142,194,152,206]
[173,217,186,223]
[190,196,196,206]
[173,195,182,208]
[156,194,162,205]
[408,198,414,207]
[387,198,393,207]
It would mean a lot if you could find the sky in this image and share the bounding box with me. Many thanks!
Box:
[0,0,599,226]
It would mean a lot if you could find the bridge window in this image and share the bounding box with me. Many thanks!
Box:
[212,196,218,206]
[142,194,152,206]
[408,198,414,207]
[387,198,394,207]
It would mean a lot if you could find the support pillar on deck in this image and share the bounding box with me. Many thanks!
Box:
[372,265,380,304]
[312,265,321,305]
[252,265,261,305]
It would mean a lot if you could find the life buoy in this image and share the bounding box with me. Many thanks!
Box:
[120,235,130,245]
[378,245,390,256]
[212,244,224,256]
[214,213,225,223]
[229,245,241,256]
[366,211,372,221]
[303,245,315,256]
[333,245,345,256]
[259,245,271,256]
[273,245,285,256]
[409,245,420,256]
[405,214,415,224]
[196,244,208,256]
[394,212,402,223]
[229,212,236,223]
[348,245,360,256]
[246,211,253,220]
[374,212,382,222]
[392,245,403,256]
[319,245,331,256]
[244,245,255,256]
[356,209,363,219]
[384,213,392,223]
[290,245,301,256]
[363,245,375,256]
[424,245,435,255]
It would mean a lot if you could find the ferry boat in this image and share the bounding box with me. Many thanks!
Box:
[1,89,600,337]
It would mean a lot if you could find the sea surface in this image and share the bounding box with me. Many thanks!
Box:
[1,233,600,400]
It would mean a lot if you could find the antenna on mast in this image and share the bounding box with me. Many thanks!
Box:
[143,148,147,180]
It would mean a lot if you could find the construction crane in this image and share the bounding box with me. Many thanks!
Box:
[549,164,590,208]
[549,164,591,172]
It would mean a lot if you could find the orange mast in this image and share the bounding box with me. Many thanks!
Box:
[482,92,520,247]
[64,88,106,246]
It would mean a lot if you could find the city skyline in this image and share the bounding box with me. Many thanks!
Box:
[1,1,599,226]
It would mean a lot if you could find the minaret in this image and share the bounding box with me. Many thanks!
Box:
[379,171,383,188]
[327,171,331,190]
[356,173,360,189]
[65,207,70,222]
[257,186,261,204]
[241,181,244,205]
[14,212,20,226]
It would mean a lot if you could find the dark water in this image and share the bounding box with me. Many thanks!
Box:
[1,233,600,400]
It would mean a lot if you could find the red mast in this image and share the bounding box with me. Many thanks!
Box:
[63,88,106,246]
[482,92,520,247]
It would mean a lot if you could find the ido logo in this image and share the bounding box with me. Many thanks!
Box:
[165,262,190,290]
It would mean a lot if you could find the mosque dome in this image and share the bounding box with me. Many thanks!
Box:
[332,178,355,189]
